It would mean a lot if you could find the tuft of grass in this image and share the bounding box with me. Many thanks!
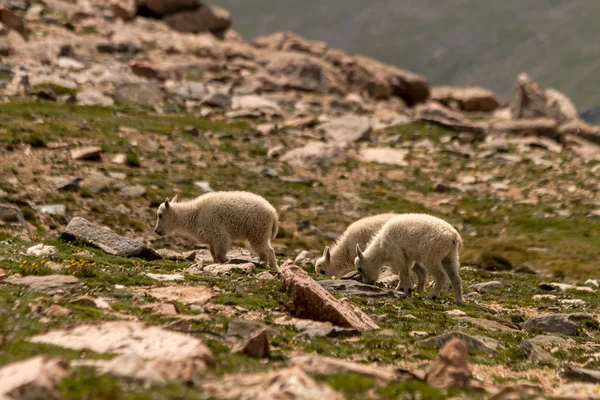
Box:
[125,153,141,168]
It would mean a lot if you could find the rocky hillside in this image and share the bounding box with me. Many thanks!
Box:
[217,0,600,117]
[0,1,599,399]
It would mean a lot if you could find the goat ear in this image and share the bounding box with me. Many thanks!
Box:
[164,198,170,209]
[171,195,178,203]
[355,244,364,259]
[324,246,331,262]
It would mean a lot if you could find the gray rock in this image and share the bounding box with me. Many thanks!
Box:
[79,173,112,194]
[115,82,164,106]
[0,203,26,226]
[120,185,146,198]
[164,81,208,101]
[561,366,600,383]
[76,89,114,107]
[520,315,579,336]
[458,317,520,333]
[520,339,556,364]
[202,92,232,109]
[34,204,66,216]
[317,115,371,143]
[231,95,281,114]
[281,141,348,168]
[71,146,102,161]
[48,176,80,192]
[294,250,315,267]
[62,217,162,260]
[5,275,81,293]
[418,332,500,354]
[319,280,405,300]
[187,262,255,275]
[471,281,503,291]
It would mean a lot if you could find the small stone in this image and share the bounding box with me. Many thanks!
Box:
[34,204,66,216]
[0,189,8,198]
[79,173,111,194]
[111,154,126,164]
[359,148,408,166]
[232,327,270,359]
[521,339,556,364]
[425,338,471,389]
[120,185,146,197]
[553,383,600,399]
[71,146,102,161]
[514,264,538,274]
[410,331,429,338]
[49,176,80,192]
[5,275,81,293]
[584,279,599,288]
[445,309,468,317]
[294,250,314,267]
[256,271,275,280]
[194,181,213,192]
[144,273,185,282]
[317,115,371,143]
[560,299,586,306]
[76,89,114,107]
[491,182,509,191]
[45,305,71,317]
[533,294,557,301]
[0,203,26,226]
[26,244,58,257]
[471,281,503,291]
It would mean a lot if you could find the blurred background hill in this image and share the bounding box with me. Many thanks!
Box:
[218,0,600,121]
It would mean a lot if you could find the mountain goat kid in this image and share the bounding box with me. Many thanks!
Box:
[154,191,279,268]
[354,213,463,304]
[315,213,428,293]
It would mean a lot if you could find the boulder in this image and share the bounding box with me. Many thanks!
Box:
[520,314,579,336]
[431,85,500,112]
[0,7,29,39]
[110,0,136,21]
[143,0,200,17]
[62,217,162,260]
[260,51,346,95]
[163,5,231,36]
[277,260,379,330]
[510,73,577,123]
[348,54,429,105]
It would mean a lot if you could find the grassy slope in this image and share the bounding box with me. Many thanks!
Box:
[0,101,599,398]
[217,0,600,110]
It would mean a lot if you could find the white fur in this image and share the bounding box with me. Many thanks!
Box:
[154,191,279,268]
[354,213,463,304]
[315,213,427,292]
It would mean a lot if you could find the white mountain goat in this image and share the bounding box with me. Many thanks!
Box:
[315,213,428,293]
[154,191,279,268]
[354,213,463,304]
